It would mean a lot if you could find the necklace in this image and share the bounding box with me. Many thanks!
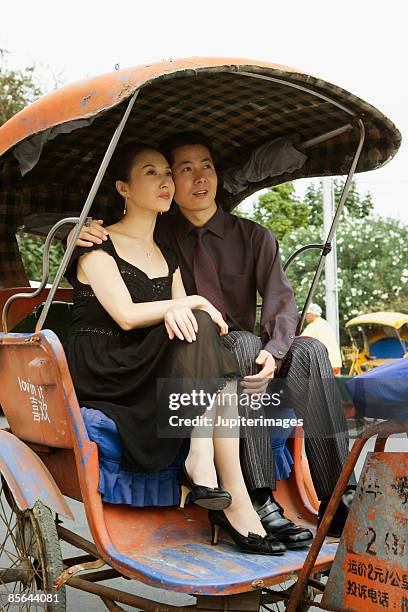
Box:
[145,244,155,259]
[115,222,156,259]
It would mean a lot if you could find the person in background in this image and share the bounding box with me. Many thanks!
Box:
[301,304,343,375]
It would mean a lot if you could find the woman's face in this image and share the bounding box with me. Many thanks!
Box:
[116,149,175,213]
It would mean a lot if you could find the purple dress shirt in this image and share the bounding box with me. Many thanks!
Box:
[155,206,299,363]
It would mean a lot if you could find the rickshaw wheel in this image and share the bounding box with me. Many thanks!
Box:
[0,477,66,611]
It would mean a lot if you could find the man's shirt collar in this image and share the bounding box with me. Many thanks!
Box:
[174,205,225,241]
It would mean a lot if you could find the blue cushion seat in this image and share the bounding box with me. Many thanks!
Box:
[81,406,295,507]
[369,338,406,359]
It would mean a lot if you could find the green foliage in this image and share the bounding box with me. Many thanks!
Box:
[0,49,43,126]
[237,183,309,240]
[16,234,69,287]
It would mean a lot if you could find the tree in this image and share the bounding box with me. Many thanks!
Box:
[0,48,43,126]
[279,216,408,345]
[237,183,309,240]
[303,179,374,227]
[239,178,406,346]
[237,178,374,238]
[15,234,69,287]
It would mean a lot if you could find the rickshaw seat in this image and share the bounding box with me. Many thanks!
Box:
[0,329,324,593]
[81,406,295,507]
[99,503,337,594]
[369,337,405,359]
[11,301,73,344]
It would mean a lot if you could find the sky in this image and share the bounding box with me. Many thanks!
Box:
[1,0,407,222]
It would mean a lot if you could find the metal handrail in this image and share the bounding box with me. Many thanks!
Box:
[2,217,79,333]
[283,243,328,273]
[297,119,366,334]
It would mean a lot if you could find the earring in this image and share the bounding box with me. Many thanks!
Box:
[123,196,128,216]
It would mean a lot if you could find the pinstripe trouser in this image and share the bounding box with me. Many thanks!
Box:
[221,332,276,493]
[222,332,356,500]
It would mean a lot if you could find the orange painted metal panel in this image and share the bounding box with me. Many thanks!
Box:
[323,452,408,611]
[0,430,73,518]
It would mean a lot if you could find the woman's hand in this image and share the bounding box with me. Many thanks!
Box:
[197,300,229,336]
[164,305,198,342]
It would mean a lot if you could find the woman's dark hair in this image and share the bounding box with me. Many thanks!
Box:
[110,142,162,183]
[160,131,217,167]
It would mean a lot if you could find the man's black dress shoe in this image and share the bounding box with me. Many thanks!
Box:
[177,464,232,510]
[318,487,356,538]
[253,495,313,549]
[208,510,287,555]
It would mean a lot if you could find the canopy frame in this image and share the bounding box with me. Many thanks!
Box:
[298,119,365,332]
[2,68,368,334]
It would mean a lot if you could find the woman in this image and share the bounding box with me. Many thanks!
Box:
[65,143,284,555]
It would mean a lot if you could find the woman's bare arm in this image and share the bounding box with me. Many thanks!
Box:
[78,251,205,332]
[171,268,187,299]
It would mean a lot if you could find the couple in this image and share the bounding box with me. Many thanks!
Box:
[66,131,355,554]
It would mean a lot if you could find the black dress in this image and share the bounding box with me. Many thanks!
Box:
[65,237,239,473]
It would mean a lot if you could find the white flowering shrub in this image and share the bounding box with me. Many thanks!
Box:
[280,216,408,344]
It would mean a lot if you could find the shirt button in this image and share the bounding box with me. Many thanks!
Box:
[278,350,283,355]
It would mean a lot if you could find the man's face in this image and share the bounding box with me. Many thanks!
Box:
[170,144,218,212]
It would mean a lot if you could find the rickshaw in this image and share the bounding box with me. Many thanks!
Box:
[345,311,408,375]
[0,57,403,611]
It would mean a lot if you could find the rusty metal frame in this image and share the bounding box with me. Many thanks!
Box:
[1,217,79,333]
[55,524,195,610]
[54,521,332,610]
[285,418,408,611]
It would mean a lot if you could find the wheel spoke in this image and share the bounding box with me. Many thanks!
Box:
[0,488,65,610]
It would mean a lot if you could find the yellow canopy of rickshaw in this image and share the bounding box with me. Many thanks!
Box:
[346,312,408,330]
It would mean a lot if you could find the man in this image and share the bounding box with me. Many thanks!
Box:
[301,304,343,375]
[75,131,356,540]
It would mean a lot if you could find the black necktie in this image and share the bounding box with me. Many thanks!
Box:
[193,228,225,317]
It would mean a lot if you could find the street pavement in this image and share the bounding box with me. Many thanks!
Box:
[0,414,407,611]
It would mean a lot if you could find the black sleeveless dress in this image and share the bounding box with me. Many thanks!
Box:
[65,237,239,473]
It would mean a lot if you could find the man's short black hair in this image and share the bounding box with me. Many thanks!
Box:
[160,130,217,166]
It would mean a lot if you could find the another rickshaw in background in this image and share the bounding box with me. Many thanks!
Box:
[345,311,408,374]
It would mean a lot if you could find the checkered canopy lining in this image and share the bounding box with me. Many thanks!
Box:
[0,66,401,287]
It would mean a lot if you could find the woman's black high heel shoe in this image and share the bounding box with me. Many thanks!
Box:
[177,464,232,510]
[208,509,286,555]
